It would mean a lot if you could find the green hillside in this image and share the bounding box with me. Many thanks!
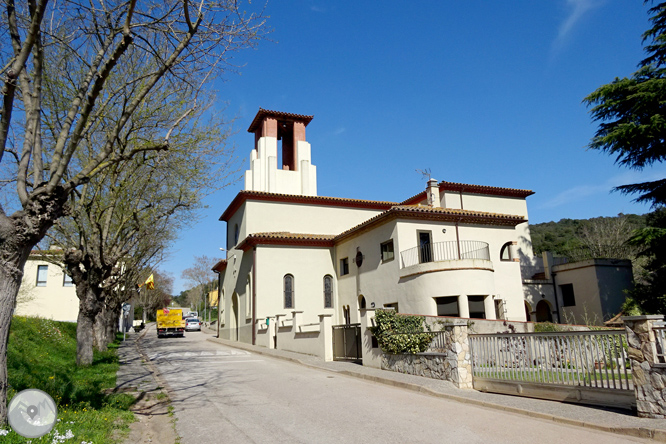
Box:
[529,213,647,258]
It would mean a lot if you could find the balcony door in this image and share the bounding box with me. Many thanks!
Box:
[418,231,432,263]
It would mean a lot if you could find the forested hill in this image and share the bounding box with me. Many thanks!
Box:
[529,214,647,256]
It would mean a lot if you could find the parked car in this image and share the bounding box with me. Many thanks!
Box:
[185,318,202,332]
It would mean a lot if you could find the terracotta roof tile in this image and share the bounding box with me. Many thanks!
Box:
[247,108,314,133]
[211,259,227,272]
[220,190,396,221]
[400,181,534,205]
[335,205,526,243]
[236,232,336,250]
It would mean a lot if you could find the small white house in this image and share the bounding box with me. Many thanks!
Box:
[215,109,536,359]
[16,251,79,322]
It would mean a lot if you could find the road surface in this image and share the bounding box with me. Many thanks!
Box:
[142,328,650,444]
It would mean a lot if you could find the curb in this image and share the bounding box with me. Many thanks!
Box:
[205,337,666,442]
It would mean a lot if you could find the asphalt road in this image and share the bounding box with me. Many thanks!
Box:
[142,329,651,444]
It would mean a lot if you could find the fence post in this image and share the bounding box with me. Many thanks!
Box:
[451,323,474,389]
[622,315,666,418]
[359,308,382,368]
[318,314,333,361]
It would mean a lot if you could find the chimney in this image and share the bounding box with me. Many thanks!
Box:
[426,179,440,207]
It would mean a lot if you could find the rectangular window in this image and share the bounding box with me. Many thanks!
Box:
[339,258,349,276]
[380,240,394,263]
[468,296,486,319]
[36,265,48,287]
[435,296,459,317]
[560,284,576,307]
[63,273,73,287]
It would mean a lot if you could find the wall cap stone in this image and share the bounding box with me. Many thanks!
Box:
[622,315,664,321]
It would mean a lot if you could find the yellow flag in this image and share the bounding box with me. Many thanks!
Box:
[145,274,155,290]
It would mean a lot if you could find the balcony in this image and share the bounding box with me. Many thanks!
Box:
[400,241,490,269]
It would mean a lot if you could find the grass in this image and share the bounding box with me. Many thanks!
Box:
[1,316,135,443]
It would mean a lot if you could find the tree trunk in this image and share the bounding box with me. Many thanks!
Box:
[0,253,28,425]
[106,306,119,345]
[76,286,103,366]
[93,304,108,352]
[0,187,68,423]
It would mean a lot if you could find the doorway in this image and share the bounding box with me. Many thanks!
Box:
[418,231,433,263]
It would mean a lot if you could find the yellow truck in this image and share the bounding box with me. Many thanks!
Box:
[156,308,185,338]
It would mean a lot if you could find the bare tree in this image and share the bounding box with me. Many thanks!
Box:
[181,255,219,320]
[0,0,266,421]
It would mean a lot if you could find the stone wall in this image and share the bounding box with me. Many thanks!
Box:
[623,315,666,418]
[380,323,473,389]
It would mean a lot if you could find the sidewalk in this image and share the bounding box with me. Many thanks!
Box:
[115,328,160,394]
[204,330,666,442]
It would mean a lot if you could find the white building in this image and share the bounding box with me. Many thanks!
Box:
[522,252,632,325]
[16,251,79,322]
[215,109,536,357]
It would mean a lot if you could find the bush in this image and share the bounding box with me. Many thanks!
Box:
[371,310,434,354]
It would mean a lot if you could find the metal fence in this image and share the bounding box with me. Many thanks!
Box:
[470,330,632,390]
[400,241,490,268]
[655,321,666,364]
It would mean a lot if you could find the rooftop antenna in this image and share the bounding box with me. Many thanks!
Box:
[416,168,432,181]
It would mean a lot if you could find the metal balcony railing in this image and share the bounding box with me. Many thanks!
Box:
[400,241,490,268]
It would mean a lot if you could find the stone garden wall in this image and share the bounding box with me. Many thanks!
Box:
[380,323,473,389]
[623,315,666,419]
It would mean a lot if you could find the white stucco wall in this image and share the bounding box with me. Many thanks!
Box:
[244,200,383,239]
[335,220,401,324]
[16,258,78,322]
[244,137,317,196]
[220,244,338,344]
[553,259,632,325]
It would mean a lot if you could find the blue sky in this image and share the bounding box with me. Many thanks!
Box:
[167,0,666,293]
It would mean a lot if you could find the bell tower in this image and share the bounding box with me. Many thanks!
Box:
[244,109,317,196]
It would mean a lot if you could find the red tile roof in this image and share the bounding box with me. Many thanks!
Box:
[236,232,336,251]
[335,205,526,243]
[400,181,534,205]
[211,259,227,272]
[220,190,396,222]
[233,206,525,249]
[247,108,314,133]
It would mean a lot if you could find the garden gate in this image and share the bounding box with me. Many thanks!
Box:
[469,329,635,409]
[332,323,362,362]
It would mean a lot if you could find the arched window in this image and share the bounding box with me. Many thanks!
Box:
[234,224,240,245]
[500,242,513,261]
[323,275,333,308]
[283,274,294,309]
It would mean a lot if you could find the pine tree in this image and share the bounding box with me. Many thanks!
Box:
[584,2,666,206]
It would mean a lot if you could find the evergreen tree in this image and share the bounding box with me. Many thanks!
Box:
[584,2,666,313]
[584,2,666,206]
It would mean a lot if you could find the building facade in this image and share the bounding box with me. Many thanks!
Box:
[16,252,79,322]
[215,109,536,351]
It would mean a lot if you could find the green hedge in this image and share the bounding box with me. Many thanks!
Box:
[371,310,434,354]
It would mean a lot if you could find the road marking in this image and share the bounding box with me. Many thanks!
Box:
[148,350,254,360]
